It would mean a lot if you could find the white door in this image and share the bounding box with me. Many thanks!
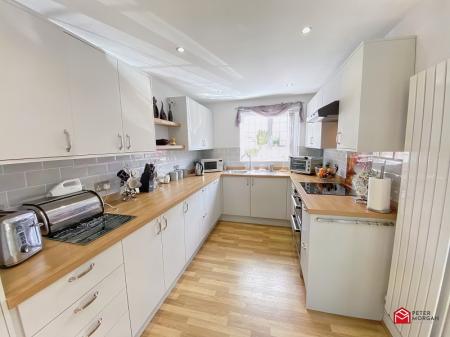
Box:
[122,218,165,336]
[337,45,363,150]
[161,203,186,288]
[0,2,73,160]
[118,61,156,153]
[250,178,288,219]
[65,37,124,155]
[187,99,203,150]
[211,179,222,224]
[222,177,251,216]
[184,191,204,261]
[300,209,310,287]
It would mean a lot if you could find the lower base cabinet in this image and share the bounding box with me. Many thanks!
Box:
[161,203,186,288]
[122,219,165,336]
[105,312,131,337]
[184,191,204,261]
[222,176,251,216]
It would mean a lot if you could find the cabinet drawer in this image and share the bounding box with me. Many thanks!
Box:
[18,243,123,337]
[34,265,126,337]
[76,290,129,337]
[105,312,132,337]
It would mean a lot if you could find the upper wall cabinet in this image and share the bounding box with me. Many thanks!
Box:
[337,38,415,152]
[65,36,124,155]
[168,96,214,151]
[307,37,415,152]
[118,61,156,153]
[0,2,73,160]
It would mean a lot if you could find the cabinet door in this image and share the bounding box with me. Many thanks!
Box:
[222,177,251,216]
[211,179,222,224]
[250,178,288,219]
[65,37,124,155]
[300,209,310,287]
[305,122,322,148]
[0,307,9,337]
[184,191,204,261]
[161,203,186,288]
[0,2,73,160]
[122,219,165,336]
[203,106,214,149]
[187,99,203,150]
[337,46,363,150]
[105,313,131,337]
[118,61,156,153]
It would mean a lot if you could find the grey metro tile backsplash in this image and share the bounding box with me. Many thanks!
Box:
[0,150,201,209]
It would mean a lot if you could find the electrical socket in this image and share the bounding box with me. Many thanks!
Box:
[94,180,111,193]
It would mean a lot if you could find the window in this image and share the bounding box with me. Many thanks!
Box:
[239,109,299,162]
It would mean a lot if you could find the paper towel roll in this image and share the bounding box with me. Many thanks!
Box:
[367,177,391,213]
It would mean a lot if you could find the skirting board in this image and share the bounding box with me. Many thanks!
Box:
[220,214,290,227]
[383,312,401,337]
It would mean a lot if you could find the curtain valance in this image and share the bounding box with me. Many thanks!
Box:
[235,101,304,126]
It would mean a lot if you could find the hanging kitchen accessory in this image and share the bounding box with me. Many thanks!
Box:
[168,101,174,122]
[117,168,141,200]
[160,102,167,120]
[153,96,159,118]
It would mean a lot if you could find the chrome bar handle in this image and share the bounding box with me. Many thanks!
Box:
[64,129,72,152]
[156,219,162,235]
[126,134,131,150]
[86,318,102,337]
[118,134,124,150]
[315,217,394,226]
[162,216,168,231]
[68,263,95,283]
[74,291,99,314]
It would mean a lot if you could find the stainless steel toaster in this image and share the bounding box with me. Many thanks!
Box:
[22,190,104,236]
[0,211,43,267]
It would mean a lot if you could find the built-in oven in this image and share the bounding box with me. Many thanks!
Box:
[290,188,302,261]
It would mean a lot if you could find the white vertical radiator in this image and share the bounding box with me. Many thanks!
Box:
[384,59,450,337]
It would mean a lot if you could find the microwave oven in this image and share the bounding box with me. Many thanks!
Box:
[290,156,322,175]
[201,158,224,172]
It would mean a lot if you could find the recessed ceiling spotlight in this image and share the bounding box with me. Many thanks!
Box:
[301,26,312,35]
[176,46,185,53]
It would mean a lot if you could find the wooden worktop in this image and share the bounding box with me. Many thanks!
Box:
[0,170,396,309]
[0,173,221,309]
[289,173,397,221]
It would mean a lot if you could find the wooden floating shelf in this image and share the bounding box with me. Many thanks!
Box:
[154,118,180,127]
[156,145,185,150]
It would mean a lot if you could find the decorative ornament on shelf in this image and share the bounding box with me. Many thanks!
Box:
[169,137,177,145]
[153,96,159,118]
[168,101,174,122]
[160,102,167,120]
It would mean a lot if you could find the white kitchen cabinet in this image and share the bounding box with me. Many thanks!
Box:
[105,312,132,337]
[184,191,204,261]
[222,176,251,217]
[306,90,323,121]
[322,68,343,107]
[0,2,73,160]
[250,178,288,220]
[161,203,186,288]
[304,215,395,320]
[211,178,222,224]
[305,122,337,149]
[118,61,156,153]
[0,307,9,337]
[65,37,124,155]
[168,96,214,150]
[122,219,165,336]
[336,38,415,151]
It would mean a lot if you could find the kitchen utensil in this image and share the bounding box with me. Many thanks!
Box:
[0,210,43,267]
[47,179,82,197]
[194,161,204,176]
[140,163,156,192]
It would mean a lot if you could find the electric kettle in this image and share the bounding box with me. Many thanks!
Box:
[194,161,204,176]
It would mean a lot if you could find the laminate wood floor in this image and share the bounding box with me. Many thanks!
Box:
[142,221,390,337]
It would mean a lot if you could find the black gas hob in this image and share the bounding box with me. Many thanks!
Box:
[300,182,356,196]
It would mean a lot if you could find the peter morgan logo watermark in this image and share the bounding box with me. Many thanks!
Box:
[394,307,439,324]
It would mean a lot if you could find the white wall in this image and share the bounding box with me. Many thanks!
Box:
[206,94,313,149]
[386,0,450,72]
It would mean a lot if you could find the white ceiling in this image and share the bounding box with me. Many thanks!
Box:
[13,0,419,102]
